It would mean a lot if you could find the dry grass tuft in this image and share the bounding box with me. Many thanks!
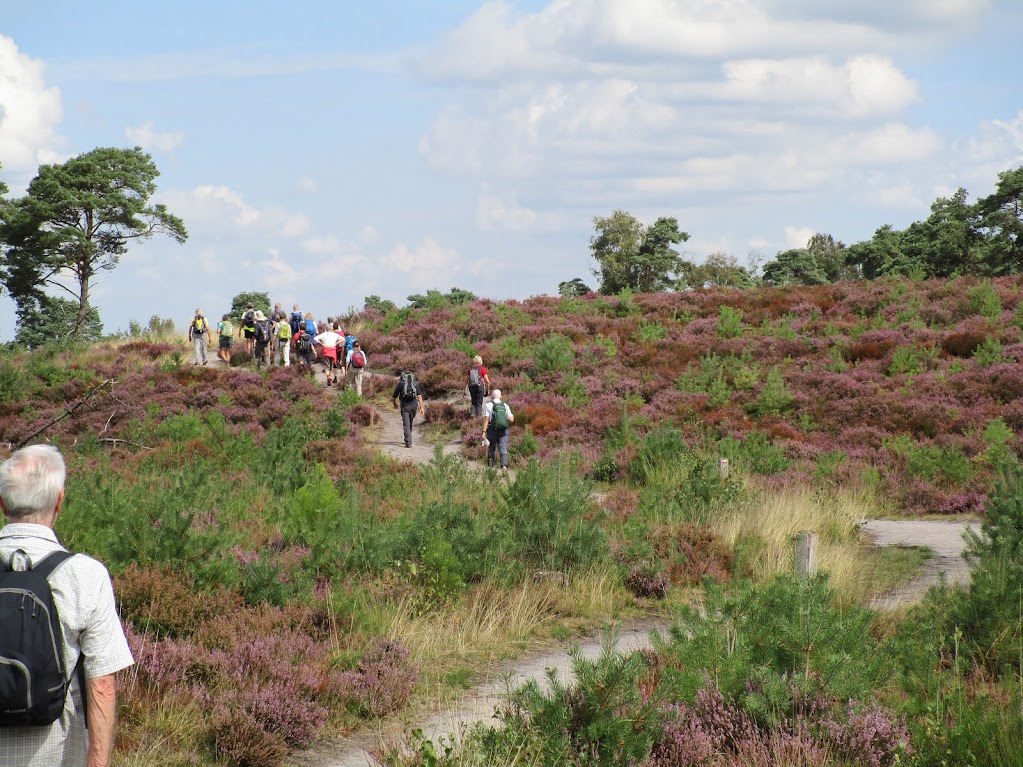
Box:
[712,482,891,606]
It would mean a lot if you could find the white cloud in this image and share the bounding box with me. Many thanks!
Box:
[0,34,64,185]
[281,213,311,238]
[125,120,186,152]
[191,185,261,226]
[382,239,460,285]
[295,176,318,193]
[784,226,815,249]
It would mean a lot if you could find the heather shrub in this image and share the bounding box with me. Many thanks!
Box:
[116,563,241,638]
[334,638,420,718]
[625,565,670,599]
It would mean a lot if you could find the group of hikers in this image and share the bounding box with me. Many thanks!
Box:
[187,304,515,471]
[187,303,368,394]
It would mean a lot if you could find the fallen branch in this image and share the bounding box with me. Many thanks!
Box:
[15,378,117,449]
[97,438,152,451]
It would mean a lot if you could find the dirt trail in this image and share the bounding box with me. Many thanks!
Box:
[861,519,980,610]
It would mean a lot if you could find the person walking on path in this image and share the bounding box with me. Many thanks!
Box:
[293,324,316,371]
[188,308,211,365]
[274,315,292,367]
[392,371,425,449]
[0,445,134,767]
[240,303,257,355]
[252,310,272,370]
[313,326,343,386]
[482,388,514,474]
[345,340,368,396]
[465,355,491,417]
[216,313,234,363]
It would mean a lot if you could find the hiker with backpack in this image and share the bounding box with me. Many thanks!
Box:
[241,303,257,355]
[188,308,211,365]
[274,314,292,367]
[252,310,273,370]
[313,325,344,387]
[482,388,515,474]
[217,313,234,363]
[392,371,424,449]
[290,305,304,336]
[0,445,134,767]
[345,340,368,396]
[293,323,316,370]
[465,355,491,417]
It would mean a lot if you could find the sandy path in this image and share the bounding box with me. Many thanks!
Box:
[861,519,980,610]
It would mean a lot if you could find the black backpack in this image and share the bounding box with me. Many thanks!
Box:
[399,371,417,399]
[0,550,79,727]
[254,320,271,343]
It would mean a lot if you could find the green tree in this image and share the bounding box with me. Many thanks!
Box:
[589,210,689,294]
[558,277,592,296]
[0,147,187,339]
[230,291,271,319]
[15,295,103,348]
[363,294,397,313]
[406,287,476,309]
[762,248,829,286]
[683,252,754,288]
[975,166,1023,275]
[806,233,850,281]
[919,188,981,277]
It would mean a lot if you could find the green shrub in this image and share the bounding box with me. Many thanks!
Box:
[716,305,744,339]
[746,367,794,417]
[532,334,575,374]
[501,459,608,572]
[635,320,667,343]
[718,431,791,475]
[975,337,1007,367]
[968,280,1003,319]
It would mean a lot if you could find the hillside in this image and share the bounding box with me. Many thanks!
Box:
[0,274,1020,767]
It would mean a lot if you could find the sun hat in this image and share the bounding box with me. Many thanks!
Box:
[254,310,266,320]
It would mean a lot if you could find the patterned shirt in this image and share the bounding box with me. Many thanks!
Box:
[0,524,134,767]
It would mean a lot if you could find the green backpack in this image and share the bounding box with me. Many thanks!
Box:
[491,402,510,429]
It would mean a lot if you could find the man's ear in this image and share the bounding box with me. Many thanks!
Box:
[52,489,66,522]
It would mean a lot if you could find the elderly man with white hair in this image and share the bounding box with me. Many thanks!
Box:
[481,388,515,474]
[0,445,134,767]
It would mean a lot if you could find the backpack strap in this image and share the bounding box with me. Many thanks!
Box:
[29,549,76,579]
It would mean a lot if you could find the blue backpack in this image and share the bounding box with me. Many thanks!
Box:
[305,319,317,335]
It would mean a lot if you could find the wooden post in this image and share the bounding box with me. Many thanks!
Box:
[795,531,819,580]
[718,458,729,478]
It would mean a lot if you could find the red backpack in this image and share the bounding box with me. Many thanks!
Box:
[351,349,366,368]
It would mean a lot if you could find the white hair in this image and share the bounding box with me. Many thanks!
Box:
[0,445,66,521]
[491,389,502,400]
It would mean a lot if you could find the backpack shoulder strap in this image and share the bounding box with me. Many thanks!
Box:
[30,550,76,579]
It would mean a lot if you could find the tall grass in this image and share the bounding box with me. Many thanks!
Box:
[713,483,885,605]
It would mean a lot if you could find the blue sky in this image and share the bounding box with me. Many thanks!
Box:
[1,0,1022,336]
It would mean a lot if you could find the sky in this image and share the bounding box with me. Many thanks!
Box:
[1,0,1022,337]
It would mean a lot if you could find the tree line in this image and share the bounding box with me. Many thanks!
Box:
[574,165,1023,296]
